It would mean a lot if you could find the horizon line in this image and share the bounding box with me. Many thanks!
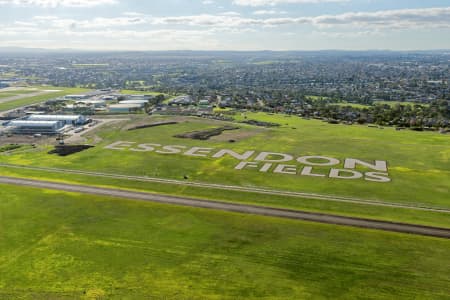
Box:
[1,47,450,53]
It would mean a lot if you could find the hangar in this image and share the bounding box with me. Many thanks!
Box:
[26,114,87,126]
[109,103,143,113]
[7,120,65,135]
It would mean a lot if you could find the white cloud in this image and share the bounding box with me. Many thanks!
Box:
[23,7,450,31]
[253,10,287,15]
[0,0,118,7]
[0,27,221,50]
[2,7,450,50]
[233,0,348,7]
[2,6,450,51]
[123,12,145,17]
[311,6,450,29]
[221,11,241,16]
[148,7,450,29]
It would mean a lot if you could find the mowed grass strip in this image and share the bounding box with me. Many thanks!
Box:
[0,184,449,299]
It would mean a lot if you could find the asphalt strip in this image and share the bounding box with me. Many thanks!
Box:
[1,175,449,239]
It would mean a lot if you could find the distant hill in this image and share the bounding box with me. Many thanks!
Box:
[0,47,449,56]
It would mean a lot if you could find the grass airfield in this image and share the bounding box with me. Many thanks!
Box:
[0,86,89,112]
[0,184,449,299]
[1,112,449,210]
[1,111,450,299]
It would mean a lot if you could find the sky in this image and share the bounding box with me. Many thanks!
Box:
[0,0,450,51]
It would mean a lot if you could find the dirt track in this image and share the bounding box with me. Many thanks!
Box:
[1,175,449,239]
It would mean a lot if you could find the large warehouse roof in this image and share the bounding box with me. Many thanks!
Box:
[8,120,62,127]
[27,115,82,121]
[119,100,149,104]
[109,104,143,108]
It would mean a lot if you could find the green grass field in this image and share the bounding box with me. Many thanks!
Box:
[373,101,428,107]
[1,110,449,299]
[119,89,167,96]
[0,87,89,112]
[2,113,448,208]
[1,184,449,299]
[0,89,37,99]
[305,95,329,101]
[332,102,371,109]
[1,113,449,230]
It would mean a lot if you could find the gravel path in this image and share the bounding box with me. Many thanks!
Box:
[1,175,449,239]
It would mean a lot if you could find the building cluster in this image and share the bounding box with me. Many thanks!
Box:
[58,92,155,114]
[4,114,87,135]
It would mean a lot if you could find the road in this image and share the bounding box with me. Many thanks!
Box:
[1,175,449,239]
[1,163,448,214]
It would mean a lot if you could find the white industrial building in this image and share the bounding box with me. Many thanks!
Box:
[123,94,154,100]
[109,103,143,113]
[7,120,65,135]
[65,94,90,100]
[27,115,87,125]
[118,100,149,107]
[76,100,106,108]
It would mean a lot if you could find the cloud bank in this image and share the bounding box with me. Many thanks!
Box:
[0,0,117,7]
[233,0,348,7]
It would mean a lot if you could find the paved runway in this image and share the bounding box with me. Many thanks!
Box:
[1,175,449,239]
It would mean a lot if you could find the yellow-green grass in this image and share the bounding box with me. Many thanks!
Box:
[120,89,166,96]
[373,101,429,107]
[306,95,330,101]
[1,113,449,212]
[1,166,449,229]
[0,184,449,299]
[214,107,234,112]
[0,90,38,99]
[0,87,90,112]
[332,102,371,109]
[119,89,179,104]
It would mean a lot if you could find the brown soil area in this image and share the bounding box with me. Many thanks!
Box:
[210,128,264,142]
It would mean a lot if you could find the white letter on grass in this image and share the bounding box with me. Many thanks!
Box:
[235,162,259,170]
[344,159,388,172]
[212,149,255,160]
[297,156,340,166]
[184,147,214,157]
[329,169,363,180]
[254,152,293,163]
[105,141,135,150]
[131,143,161,152]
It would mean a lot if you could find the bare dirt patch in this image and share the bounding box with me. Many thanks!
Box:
[127,121,178,131]
[241,120,280,127]
[48,145,95,156]
[175,126,239,140]
[210,128,265,142]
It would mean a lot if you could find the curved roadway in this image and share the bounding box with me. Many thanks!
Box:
[1,175,449,239]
